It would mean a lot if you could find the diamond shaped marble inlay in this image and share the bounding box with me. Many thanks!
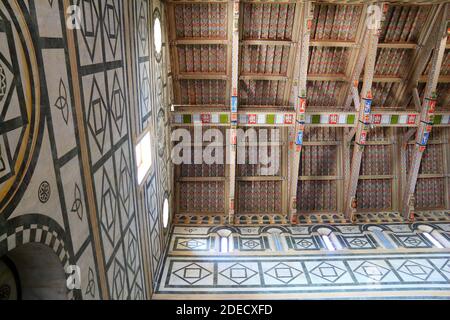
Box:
[179,239,206,250]
[440,259,450,275]
[399,236,427,248]
[349,237,369,248]
[242,240,260,249]
[173,263,212,285]
[397,260,434,281]
[265,263,303,284]
[310,262,347,283]
[354,261,391,282]
[220,263,258,285]
[296,239,314,249]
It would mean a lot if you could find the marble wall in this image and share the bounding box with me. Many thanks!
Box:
[0,0,172,300]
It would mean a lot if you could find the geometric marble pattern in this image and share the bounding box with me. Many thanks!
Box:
[157,252,450,298]
[168,222,450,254]
[342,235,377,249]
[239,238,265,251]
[156,222,450,299]
[393,234,432,248]
[290,236,321,250]
[174,237,209,251]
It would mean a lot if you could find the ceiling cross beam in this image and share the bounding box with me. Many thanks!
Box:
[228,0,240,224]
[342,4,370,109]
[288,1,313,224]
[344,4,382,220]
[401,4,449,221]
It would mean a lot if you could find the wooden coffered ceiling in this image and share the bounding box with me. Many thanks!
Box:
[165,1,450,225]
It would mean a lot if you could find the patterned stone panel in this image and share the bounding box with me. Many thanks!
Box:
[0,0,168,301]
[157,252,450,298]
[82,73,112,165]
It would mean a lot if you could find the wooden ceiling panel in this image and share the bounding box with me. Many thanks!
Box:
[309,47,349,75]
[241,45,291,76]
[240,79,288,106]
[379,4,432,43]
[177,44,227,73]
[178,79,227,105]
[374,48,413,76]
[311,4,363,41]
[237,181,283,213]
[174,3,228,39]
[242,3,296,41]
[423,49,450,75]
[307,80,345,107]
[167,1,449,222]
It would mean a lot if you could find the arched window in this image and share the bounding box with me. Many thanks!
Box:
[267,228,285,252]
[417,225,447,248]
[317,228,342,251]
[153,10,162,61]
[217,229,233,253]
[368,226,396,249]
[162,198,169,229]
[136,131,152,185]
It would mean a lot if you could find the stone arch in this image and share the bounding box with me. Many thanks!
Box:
[0,215,72,300]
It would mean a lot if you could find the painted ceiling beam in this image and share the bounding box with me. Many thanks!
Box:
[176,74,228,80]
[309,41,418,49]
[171,110,450,127]
[172,39,229,45]
[241,40,292,46]
[344,5,382,220]
[419,75,450,83]
[401,5,449,221]
[310,40,358,48]
[304,0,446,3]
[166,0,228,3]
[228,0,240,224]
[240,75,289,81]
[288,1,313,224]
[337,3,368,110]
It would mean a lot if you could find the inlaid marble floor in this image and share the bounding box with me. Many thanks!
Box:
[154,221,450,299]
